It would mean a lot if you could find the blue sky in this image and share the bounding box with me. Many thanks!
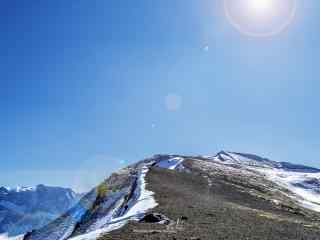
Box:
[2,0,320,192]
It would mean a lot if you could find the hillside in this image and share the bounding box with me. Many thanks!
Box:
[21,152,320,240]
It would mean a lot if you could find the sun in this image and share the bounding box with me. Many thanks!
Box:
[247,0,275,15]
[224,0,297,37]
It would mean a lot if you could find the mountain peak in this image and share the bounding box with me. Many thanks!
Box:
[0,184,80,237]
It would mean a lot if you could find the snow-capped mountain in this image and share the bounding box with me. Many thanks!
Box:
[0,185,80,237]
[17,152,320,240]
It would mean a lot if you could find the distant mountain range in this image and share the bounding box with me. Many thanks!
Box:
[16,151,320,240]
[0,185,81,237]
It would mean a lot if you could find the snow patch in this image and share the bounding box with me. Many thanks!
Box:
[155,157,184,170]
[2,234,24,240]
[2,187,35,193]
[15,187,35,192]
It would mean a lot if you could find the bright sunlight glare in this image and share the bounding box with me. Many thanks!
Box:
[247,0,275,15]
[224,0,297,37]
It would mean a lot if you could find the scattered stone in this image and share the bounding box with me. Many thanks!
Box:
[180,215,188,221]
[139,213,171,224]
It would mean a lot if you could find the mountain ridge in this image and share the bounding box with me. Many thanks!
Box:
[11,151,320,240]
[0,185,81,237]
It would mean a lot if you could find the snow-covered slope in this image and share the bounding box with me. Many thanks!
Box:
[210,151,320,212]
[252,168,320,211]
[68,165,158,240]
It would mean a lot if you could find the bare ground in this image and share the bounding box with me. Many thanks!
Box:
[100,166,320,240]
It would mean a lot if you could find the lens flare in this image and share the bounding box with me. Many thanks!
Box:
[224,0,297,37]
